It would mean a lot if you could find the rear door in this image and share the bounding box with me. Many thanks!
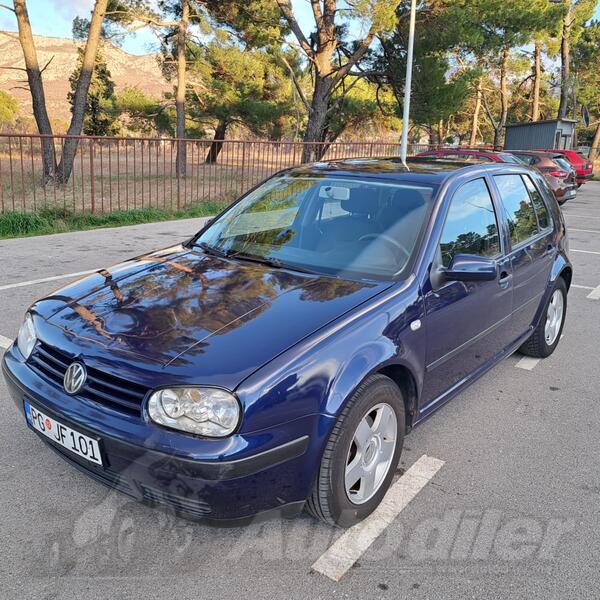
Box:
[421,177,513,408]
[491,173,554,337]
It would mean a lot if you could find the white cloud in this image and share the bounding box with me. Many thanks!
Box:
[49,0,95,19]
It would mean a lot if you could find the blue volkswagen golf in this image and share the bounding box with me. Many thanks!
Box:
[2,158,571,526]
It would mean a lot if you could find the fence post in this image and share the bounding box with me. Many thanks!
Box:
[240,141,246,194]
[89,138,95,214]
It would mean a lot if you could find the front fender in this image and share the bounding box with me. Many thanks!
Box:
[236,278,426,435]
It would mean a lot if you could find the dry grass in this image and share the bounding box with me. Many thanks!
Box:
[0,137,403,215]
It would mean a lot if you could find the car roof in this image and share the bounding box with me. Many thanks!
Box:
[534,148,581,157]
[284,157,526,185]
[427,148,500,155]
[510,150,559,158]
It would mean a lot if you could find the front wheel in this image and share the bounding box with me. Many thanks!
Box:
[306,374,405,527]
[519,277,567,358]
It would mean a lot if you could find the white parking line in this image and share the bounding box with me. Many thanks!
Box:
[570,228,600,234]
[0,334,13,349]
[311,454,445,582]
[571,249,600,256]
[571,284,595,290]
[515,356,541,371]
[0,269,97,292]
[588,285,600,300]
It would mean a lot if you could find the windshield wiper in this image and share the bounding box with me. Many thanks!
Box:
[196,241,230,259]
[231,252,317,275]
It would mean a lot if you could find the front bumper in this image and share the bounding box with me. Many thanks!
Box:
[2,347,329,522]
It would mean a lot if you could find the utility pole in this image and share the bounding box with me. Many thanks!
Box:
[400,0,417,166]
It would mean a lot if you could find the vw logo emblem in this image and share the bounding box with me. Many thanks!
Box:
[64,362,87,395]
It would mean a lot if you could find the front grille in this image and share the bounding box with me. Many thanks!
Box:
[140,484,212,517]
[28,341,149,416]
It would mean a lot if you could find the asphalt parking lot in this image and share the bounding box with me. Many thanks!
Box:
[1,182,600,600]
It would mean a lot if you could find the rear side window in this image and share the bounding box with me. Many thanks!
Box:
[439,178,500,267]
[494,175,539,245]
[522,175,550,229]
[554,157,572,172]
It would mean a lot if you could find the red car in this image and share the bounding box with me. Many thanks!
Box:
[534,149,594,187]
[507,150,577,205]
[416,148,523,164]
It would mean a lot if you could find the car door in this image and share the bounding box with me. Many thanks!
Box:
[420,177,514,410]
[491,173,554,337]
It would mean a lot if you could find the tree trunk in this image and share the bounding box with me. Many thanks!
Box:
[469,78,482,146]
[175,0,189,177]
[13,0,56,182]
[56,0,108,184]
[558,0,573,119]
[493,44,510,151]
[437,119,444,145]
[428,126,435,147]
[301,76,331,163]
[591,122,600,161]
[531,42,541,121]
[205,119,227,164]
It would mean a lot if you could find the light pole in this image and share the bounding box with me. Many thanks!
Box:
[400,0,417,166]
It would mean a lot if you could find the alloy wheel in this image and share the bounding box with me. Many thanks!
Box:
[344,402,398,505]
[545,289,564,346]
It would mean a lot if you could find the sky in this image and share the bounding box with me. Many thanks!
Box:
[1,0,599,56]
[0,0,315,55]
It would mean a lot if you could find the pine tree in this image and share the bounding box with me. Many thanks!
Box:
[68,47,118,136]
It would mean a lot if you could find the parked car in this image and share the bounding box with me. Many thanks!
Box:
[534,149,594,187]
[506,150,577,205]
[2,158,571,527]
[416,148,524,163]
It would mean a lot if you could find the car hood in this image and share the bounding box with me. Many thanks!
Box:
[36,245,391,388]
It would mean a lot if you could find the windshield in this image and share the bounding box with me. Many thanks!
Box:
[195,174,436,280]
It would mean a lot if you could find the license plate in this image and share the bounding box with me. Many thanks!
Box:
[25,402,103,466]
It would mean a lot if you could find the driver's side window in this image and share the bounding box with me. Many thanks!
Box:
[439,178,500,268]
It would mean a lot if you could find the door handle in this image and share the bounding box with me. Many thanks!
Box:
[543,244,554,257]
[499,271,512,288]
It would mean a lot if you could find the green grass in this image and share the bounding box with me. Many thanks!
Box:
[0,202,227,239]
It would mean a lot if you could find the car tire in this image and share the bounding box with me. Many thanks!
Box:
[306,374,405,527]
[519,277,567,359]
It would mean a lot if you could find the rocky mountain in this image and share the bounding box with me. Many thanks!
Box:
[0,31,171,128]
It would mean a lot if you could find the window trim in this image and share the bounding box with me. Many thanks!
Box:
[435,176,504,269]
[520,173,553,235]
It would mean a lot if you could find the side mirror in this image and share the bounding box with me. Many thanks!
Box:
[443,254,497,282]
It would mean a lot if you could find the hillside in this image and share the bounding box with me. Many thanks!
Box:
[0,31,171,128]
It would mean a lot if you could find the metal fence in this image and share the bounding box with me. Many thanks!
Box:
[0,134,435,215]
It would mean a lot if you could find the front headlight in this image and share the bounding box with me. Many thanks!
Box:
[147,387,240,437]
[17,313,37,359]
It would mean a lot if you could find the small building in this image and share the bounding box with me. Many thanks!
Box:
[504,119,577,151]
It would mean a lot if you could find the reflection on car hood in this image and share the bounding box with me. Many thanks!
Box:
[36,245,391,387]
